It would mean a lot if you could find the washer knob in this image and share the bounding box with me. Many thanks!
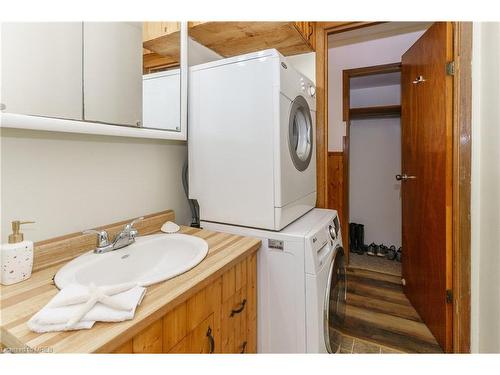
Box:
[328,225,336,240]
[308,85,316,97]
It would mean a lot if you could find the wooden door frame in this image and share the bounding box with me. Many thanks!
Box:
[315,21,472,353]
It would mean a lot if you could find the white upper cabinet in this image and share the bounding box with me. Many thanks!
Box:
[83,22,143,127]
[1,22,83,120]
[142,70,180,131]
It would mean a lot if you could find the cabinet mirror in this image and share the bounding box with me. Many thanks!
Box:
[1,22,187,140]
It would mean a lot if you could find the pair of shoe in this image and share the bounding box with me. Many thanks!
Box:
[385,245,398,260]
[366,243,386,257]
[366,243,376,256]
[349,223,367,254]
[396,247,402,262]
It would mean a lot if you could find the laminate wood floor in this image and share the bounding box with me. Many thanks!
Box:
[349,253,402,276]
[329,267,443,353]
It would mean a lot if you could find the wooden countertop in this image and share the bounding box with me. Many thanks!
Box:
[0,223,260,353]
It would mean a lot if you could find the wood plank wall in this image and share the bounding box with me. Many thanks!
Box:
[327,151,347,245]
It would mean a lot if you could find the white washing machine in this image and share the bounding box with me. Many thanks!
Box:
[189,49,316,231]
[202,208,346,353]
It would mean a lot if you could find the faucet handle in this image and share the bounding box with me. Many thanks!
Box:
[83,229,110,247]
[124,217,144,231]
[129,217,144,228]
[125,217,144,240]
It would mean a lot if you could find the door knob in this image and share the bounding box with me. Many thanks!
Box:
[396,174,417,181]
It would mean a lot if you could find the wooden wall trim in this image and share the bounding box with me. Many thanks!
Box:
[452,21,472,353]
[315,25,328,208]
[327,151,346,261]
[319,22,385,34]
[342,135,349,255]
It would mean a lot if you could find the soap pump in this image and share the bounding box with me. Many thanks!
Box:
[1,220,35,285]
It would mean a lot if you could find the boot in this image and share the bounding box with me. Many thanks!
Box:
[349,223,358,253]
[355,224,366,254]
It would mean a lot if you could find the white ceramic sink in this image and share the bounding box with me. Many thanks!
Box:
[54,233,208,289]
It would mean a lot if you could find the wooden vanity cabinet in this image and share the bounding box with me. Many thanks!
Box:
[113,252,257,354]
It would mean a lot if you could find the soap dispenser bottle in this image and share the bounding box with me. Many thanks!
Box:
[1,221,35,285]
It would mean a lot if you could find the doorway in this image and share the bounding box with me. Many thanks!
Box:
[343,62,403,278]
[317,22,472,353]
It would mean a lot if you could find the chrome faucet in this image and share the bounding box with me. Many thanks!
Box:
[84,217,144,254]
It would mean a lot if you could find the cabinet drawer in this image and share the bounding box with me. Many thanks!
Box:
[168,314,216,354]
[221,287,248,353]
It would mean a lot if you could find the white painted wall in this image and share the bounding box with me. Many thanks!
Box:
[349,117,401,247]
[471,22,500,353]
[328,30,425,151]
[0,129,191,243]
[287,52,316,84]
[350,85,400,107]
[188,37,222,66]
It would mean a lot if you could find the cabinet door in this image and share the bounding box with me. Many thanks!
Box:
[163,276,222,353]
[83,22,142,126]
[306,22,316,50]
[293,22,316,51]
[1,22,83,119]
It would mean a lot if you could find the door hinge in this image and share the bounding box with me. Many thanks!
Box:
[446,61,455,76]
[446,289,453,304]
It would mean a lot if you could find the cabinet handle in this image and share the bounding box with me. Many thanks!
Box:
[240,341,248,354]
[230,299,247,317]
[206,326,215,354]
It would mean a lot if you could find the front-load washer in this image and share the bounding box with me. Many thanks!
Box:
[189,49,316,231]
[202,208,346,353]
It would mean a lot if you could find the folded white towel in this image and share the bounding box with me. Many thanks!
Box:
[28,282,146,333]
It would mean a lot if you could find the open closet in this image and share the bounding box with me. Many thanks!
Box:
[344,63,403,276]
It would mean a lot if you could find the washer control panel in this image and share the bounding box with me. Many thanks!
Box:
[299,77,316,98]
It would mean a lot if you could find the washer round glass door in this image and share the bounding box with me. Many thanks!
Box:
[288,96,313,171]
[323,246,347,353]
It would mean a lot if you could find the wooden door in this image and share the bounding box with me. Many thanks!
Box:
[400,22,453,352]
